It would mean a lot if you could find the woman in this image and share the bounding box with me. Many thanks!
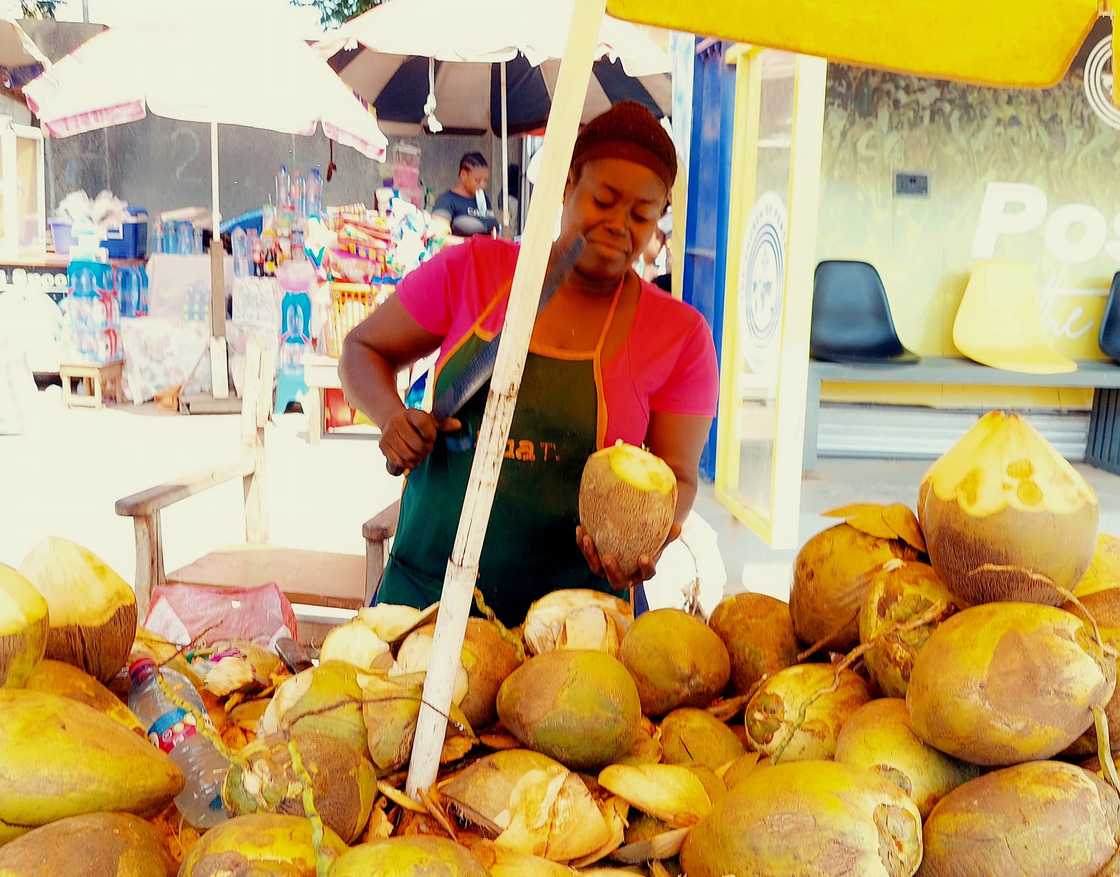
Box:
[341,102,718,626]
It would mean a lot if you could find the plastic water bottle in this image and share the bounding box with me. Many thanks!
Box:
[276,165,291,211]
[306,166,322,219]
[232,227,249,278]
[127,658,230,829]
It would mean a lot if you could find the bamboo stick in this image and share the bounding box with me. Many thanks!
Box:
[405,0,607,798]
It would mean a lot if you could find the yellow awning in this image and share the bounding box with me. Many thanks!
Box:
[607,0,1111,93]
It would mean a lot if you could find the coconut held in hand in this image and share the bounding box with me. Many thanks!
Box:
[579,442,677,577]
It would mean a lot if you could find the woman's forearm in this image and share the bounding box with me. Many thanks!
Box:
[674,475,698,526]
[339,339,407,427]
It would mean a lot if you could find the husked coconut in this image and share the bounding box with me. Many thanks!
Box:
[177,814,347,877]
[331,836,489,877]
[680,760,922,877]
[0,564,48,689]
[24,659,143,734]
[618,608,730,715]
[578,443,677,578]
[835,698,980,817]
[919,411,1099,605]
[858,560,960,698]
[19,538,137,683]
[920,762,1120,877]
[790,504,923,652]
[658,707,744,770]
[744,663,870,761]
[497,650,641,770]
[0,813,174,877]
[260,662,367,757]
[522,589,633,656]
[906,602,1115,765]
[708,592,798,694]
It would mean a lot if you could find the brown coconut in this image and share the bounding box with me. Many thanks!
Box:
[744,663,870,761]
[19,537,137,683]
[790,503,924,652]
[0,564,48,690]
[858,559,961,698]
[618,608,730,716]
[0,813,175,877]
[919,762,1120,877]
[680,760,923,877]
[578,443,677,578]
[222,731,376,844]
[497,650,641,770]
[24,659,143,734]
[835,698,981,818]
[331,836,489,877]
[658,707,744,770]
[919,411,1099,606]
[906,602,1115,765]
[177,814,347,877]
[708,592,798,694]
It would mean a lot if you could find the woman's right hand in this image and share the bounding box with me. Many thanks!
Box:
[380,408,461,473]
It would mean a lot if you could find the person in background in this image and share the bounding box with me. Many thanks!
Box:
[433,152,499,237]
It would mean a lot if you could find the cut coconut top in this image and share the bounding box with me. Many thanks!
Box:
[0,564,48,636]
[19,537,134,626]
[923,411,1097,516]
[822,503,926,552]
[603,443,676,495]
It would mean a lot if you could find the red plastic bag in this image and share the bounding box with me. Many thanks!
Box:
[144,582,298,648]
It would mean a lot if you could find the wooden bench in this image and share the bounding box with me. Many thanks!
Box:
[804,357,1120,472]
[60,359,124,409]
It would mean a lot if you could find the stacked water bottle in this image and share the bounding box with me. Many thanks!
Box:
[232,165,323,280]
[66,238,121,365]
[153,219,205,255]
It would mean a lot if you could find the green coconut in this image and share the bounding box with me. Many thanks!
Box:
[708,592,798,695]
[658,707,744,770]
[618,608,730,716]
[259,661,366,757]
[331,836,488,877]
[0,813,174,877]
[0,565,48,690]
[24,659,143,734]
[178,814,347,877]
[906,602,1115,765]
[496,650,641,770]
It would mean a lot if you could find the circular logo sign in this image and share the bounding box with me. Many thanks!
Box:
[738,192,787,379]
[1084,37,1120,131]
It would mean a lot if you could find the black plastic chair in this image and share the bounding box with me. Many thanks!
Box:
[1098,272,1120,361]
[810,260,919,364]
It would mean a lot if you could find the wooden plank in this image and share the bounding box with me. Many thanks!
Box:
[405,0,606,799]
[182,395,242,415]
[115,458,254,516]
[810,357,1120,388]
[132,513,164,620]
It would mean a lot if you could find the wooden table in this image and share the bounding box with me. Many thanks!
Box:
[60,360,124,409]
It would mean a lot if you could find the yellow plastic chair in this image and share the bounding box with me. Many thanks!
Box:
[952,260,1076,375]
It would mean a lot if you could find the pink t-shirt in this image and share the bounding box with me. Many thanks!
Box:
[397,237,718,448]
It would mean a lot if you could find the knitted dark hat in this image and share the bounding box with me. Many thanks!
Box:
[571,101,677,191]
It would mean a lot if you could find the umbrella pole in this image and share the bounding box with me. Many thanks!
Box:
[209,120,229,399]
[404,0,606,799]
[501,60,510,231]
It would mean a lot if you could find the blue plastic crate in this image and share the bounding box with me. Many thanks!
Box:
[103,208,149,260]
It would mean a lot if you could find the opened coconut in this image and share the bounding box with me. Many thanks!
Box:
[331,836,488,877]
[223,731,376,844]
[790,504,924,652]
[858,560,960,698]
[177,814,347,877]
[0,689,183,843]
[744,663,870,761]
[920,762,1120,877]
[906,602,1115,765]
[24,659,143,734]
[578,443,677,577]
[319,620,393,672]
[0,813,174,877]
[19,538,137,683]
[659,707,744,770]
[919,411,1098,605]
[835,698,980,818]
[0,565,48,689]
[598,763,712,827]
[680,760,922,877]
[708,592,798,694]
[522,589,633,656]
[1074,533,1120,597]
[618,608,730,715]
[497,650,641,770]
[260,661,366,757]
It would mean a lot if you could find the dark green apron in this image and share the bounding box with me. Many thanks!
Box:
[376,281,627,626]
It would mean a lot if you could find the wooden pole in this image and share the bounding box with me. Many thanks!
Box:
[209,120,230,399]
[500,60,510,230]
[405,0,606,798]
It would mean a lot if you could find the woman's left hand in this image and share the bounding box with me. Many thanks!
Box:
[576,523,683,592]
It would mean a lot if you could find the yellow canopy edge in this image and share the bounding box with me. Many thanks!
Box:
[606,0,1104,90]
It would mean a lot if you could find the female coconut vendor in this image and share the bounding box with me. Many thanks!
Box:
[340,102,718,627]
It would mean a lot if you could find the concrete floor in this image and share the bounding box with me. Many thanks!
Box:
[5,388,1120,609]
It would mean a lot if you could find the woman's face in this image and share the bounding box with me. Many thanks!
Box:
[561,158,668,284]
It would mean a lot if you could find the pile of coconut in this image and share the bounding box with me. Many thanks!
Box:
[1,418,1119,876]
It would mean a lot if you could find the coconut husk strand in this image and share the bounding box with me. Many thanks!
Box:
[906,602,1115,765]
[0,813,175,877]
[177,814,347,877]
[522,589,633,657]
[578,443,678,578]
[680,760,922,877]
[0,565,48,690]
[790,504,923,653]
[919,411,1099,606]
[919,762,1120,877]
[18,538,137,683]
[708,592,798,695]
